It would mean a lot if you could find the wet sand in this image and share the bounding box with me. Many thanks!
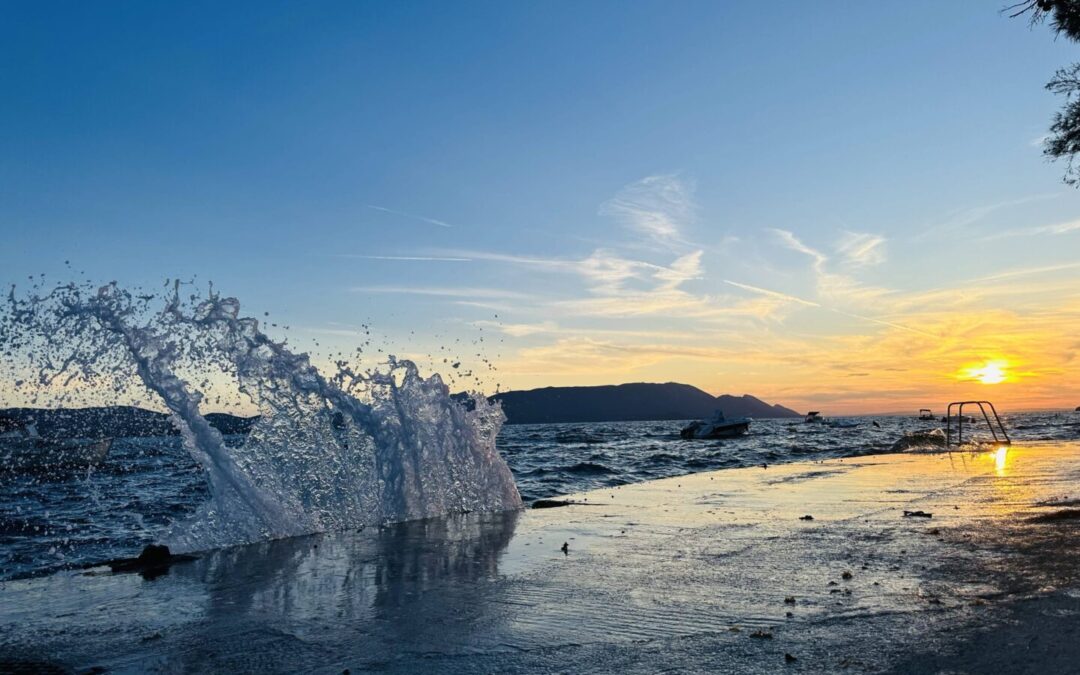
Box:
[3,442,1080,673]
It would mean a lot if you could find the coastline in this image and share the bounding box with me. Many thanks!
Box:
[4,442,1080,673]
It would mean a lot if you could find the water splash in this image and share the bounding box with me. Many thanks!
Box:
[1,281,521,553]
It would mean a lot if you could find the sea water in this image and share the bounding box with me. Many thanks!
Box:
[1,281,1078,581]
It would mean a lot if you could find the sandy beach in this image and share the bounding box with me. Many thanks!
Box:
[3,441,1080,674]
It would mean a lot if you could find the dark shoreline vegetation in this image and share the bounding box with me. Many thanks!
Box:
[1,382,801,436]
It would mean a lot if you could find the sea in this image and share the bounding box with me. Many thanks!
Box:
[2,411,1078,582]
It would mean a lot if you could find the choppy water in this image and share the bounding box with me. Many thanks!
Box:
[2,411,1077,581]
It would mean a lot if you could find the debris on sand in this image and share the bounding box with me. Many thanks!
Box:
[903,510,933,518]
[560,542,569,555]
[799,514,814,521]
[532,499,574,509]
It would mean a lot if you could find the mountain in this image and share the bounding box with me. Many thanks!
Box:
[490,383,800,424]
[1,385,801,436]
[0,406,258,439]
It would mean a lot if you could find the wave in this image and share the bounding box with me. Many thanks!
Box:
[2,281,521,553]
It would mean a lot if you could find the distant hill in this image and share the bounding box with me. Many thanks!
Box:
[1,385,800,437]
[490,383,800,424]
[0,406,257,439]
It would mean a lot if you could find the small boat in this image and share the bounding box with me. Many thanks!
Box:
[680,411,751,439]
[1075,406,1080,412]
[0,418,112,473]
[918,409,935,421]
[805,411,827,424]
[941,415,976,424]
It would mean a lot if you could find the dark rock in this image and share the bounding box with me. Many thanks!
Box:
[106,544,197,579]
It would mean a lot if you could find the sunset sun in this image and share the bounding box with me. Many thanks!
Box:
[963,360,1009,385]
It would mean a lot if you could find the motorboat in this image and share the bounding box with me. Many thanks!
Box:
[0,418,112,473]
[680,411,751,439]
[941,415,976,424]
[805,411,858,428]
[918,409,935,421]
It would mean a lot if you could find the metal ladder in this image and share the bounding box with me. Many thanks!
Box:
[946,400,1010,447]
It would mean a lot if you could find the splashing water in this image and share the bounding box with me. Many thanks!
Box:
[1,281,521,553]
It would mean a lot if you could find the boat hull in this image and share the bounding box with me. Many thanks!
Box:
[680,421,751,440]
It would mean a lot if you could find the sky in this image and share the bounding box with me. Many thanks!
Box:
[1,1,1078,414]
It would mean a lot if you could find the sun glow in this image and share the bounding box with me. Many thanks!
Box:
[962,360,1009,385]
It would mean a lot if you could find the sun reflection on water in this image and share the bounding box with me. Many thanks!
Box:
[992,446,1008,476]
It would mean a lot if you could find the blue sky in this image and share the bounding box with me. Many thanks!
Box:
[2,1,1078,412]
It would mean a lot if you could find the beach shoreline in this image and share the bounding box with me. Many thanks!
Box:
[4,442,1080,673]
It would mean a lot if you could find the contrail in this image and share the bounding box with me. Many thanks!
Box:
[723,279,936,338]
[366,205,453,228]
[334,254,472,262]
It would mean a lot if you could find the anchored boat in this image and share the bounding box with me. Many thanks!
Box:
[680,411,751,439]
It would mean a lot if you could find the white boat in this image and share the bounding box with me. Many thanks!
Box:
[0,419,112,472]
[804,411,858,428]
[680,411,751,439]
[918,409,935,421]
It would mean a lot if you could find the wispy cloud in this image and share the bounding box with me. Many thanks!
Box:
[835,231,886,267]
[365,205,453,228]
[768,228,893,307]
[913,193,1059,242]
[473,320,559,337]
[980,218,1080,241]
[723,278,932,338]
[599,174,695,246]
